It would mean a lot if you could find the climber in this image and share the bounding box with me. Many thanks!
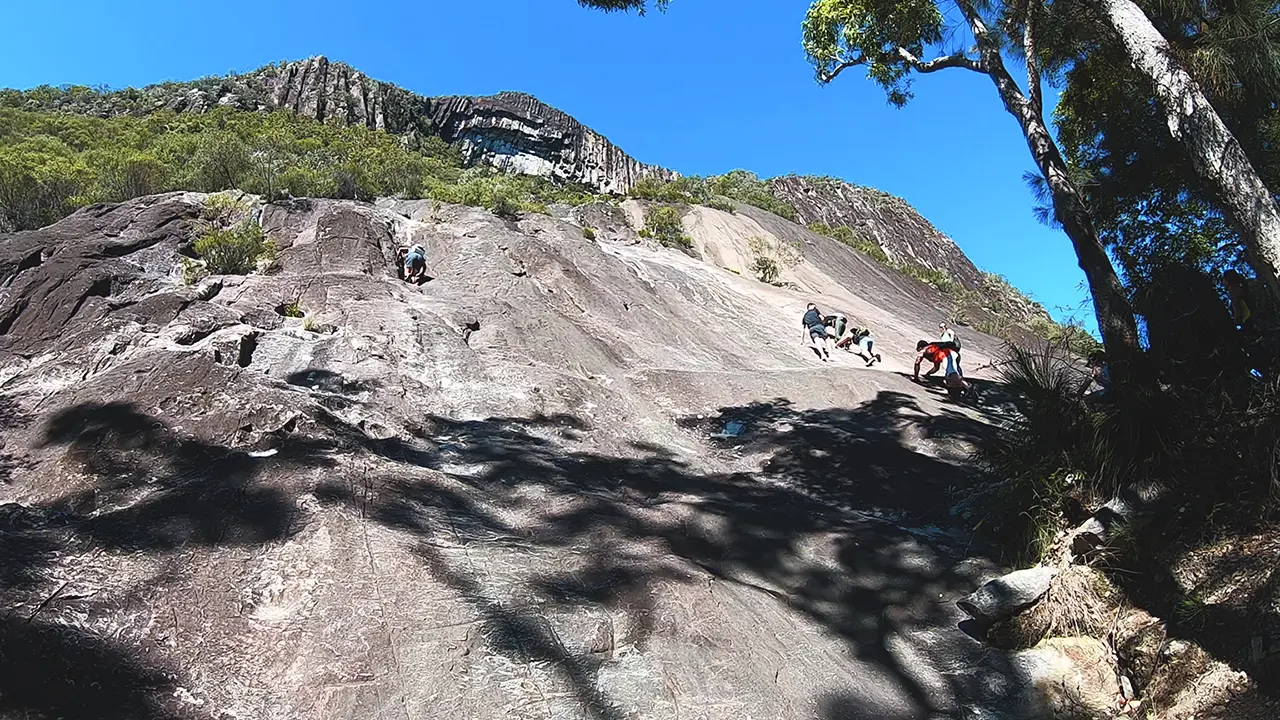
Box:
[937,322,962,374]
[914,340,949,382]
[801,303,832,361]
[400,244,428,284]
[824,312,848,343]
[1083,351,1111,402]
[836,324,882,366]
[914,339,975,397]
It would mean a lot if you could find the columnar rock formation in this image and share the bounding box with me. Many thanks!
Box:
[425,92,677,194]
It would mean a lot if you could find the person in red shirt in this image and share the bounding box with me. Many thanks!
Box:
[914,340,976,397]
[914,340,949,381]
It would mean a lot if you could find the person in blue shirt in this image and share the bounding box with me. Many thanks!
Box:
[801,303,832,361]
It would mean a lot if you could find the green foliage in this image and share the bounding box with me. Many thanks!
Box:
[582,226,596,240]
[629,176,710,204]
[707,170,797,220]
[705,196,736,213]
[747,235,803,284]
[1050,0,1280,296]
[178,256,206,286]
[802,0,945,106]
[807,222,889,263]
[280,301,304,319]
[977,343,1104,562]
[0,107,599,231]
[889,261,957,294]
[194,221,274,275]
[490,190,521,219]
[642,205,691,249]
[1027,316,1103,357]
[302,315,319,333]
[628,171,798,220]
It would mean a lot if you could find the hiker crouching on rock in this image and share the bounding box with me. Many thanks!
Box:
[835,324,882,366]
[914,339,975,397]
[801,303,832,362]
[398,244,428,284]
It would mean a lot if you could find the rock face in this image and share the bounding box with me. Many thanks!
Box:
[6,56,674,195]
[0,192,1058,719]
[768,175,984,288]
[768,175,1050,324]
[425,92,677,194]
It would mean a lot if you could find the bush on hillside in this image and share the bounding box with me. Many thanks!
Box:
[747,235,803,284]
[0,107,602,231]
[807,222,890,263]
[194,221,275,275]
[708,170,797,220]
[628,171,798,220]
[642,205,691,249]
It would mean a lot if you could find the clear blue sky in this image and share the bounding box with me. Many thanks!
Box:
[0,0,1096,326]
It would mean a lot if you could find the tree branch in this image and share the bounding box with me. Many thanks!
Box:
[896,48,983,74]
[818,55,868,84]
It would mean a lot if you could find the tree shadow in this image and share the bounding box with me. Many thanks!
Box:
[4,394,1028,718]
[311,392,1019,717]
[0,616,204,720]
[0,400,338,720]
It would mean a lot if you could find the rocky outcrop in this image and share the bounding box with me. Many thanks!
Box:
[958,566,1058,624]
[426,92,676,194]
[769,175,985,288]
[5,57,673,195]
[0,191,1058,719]
[768,175,1051,325]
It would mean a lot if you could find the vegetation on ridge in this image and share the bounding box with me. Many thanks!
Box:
[0,107,601,231]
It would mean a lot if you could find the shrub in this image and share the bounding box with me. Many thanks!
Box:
[976,343,1102,562]
[747,235,802,283]
[642,205,691,249]
[890,261,958,294]
[178,256,206,286]
[629,176,710,204]
[302,315,318,332]
[752,255,781,284]
[706,196,736,213]
[707,170,797,220]
[280,301,304,318]
[807,222,889,264]
[490,191,520,219]
[201,191,249,224]
[582,226,596,240]
[193,221,274,275]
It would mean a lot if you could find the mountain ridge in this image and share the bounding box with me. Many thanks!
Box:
[0,56,1057,332]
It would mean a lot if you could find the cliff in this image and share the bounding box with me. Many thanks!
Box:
[3,56,675,195]
[770,175,1051,325]
[0,190,1060,719]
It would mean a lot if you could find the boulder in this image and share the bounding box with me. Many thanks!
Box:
[1114,609,1166,694]
[958,566,1058,624]
[1011,637,1121,719]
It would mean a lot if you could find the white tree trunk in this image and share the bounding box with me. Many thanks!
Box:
[1092,0,1280,300]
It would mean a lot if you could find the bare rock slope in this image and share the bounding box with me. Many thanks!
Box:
[1,193,1063,719]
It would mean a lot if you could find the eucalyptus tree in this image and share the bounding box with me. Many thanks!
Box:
[577,0,1144,379]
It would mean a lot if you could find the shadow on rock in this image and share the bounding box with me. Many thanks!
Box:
[312,392,1018,717]
[0,616,203,720]
[38,401,309,550]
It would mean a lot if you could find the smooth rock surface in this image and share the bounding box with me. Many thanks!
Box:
[3,192,1045,719]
